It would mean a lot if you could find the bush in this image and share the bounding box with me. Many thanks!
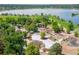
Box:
[52,22,61,33]
[74,31,79,37]
[25,43,40,55]
[40,32,46,39]
[49,43,62,55]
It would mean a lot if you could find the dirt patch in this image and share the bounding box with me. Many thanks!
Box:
[62,43,79,55]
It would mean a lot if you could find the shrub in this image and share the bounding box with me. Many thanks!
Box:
[25,43,40,55]
[40,32,46,39]
[49,43,62,55]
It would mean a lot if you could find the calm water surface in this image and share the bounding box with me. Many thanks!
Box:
[0,9,79,24]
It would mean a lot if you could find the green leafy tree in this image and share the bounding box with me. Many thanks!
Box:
[4,31,25,55]
[0,40,4,54]
[66,27,71,34]
[25,22,37,32]
[74,31,79,37]
[25,43,40,55]
[6,17,17,25]
[17,17,27,25]
[49,43,62,55]
[52,22,61,33]
[68,21,74,30]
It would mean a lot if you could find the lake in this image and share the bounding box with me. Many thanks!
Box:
[0,9,79,24]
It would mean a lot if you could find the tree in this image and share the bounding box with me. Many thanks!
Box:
[0,22,10,30]
[42,16,49,27]
[25,22,37,32]
[4,31,25,55]
[40,32,46,39]
[68,21,74,30]
[0,40,4,54]
[52,22,61,33]
[25,43,40,55]
[49,43,62,55]
[74,31,79,37]
[17,17,27,25]
[66,27,71,34]
[6,17,17,25]
[0,28,5,54]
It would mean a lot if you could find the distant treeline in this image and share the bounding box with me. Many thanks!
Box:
[0,4,79,10]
